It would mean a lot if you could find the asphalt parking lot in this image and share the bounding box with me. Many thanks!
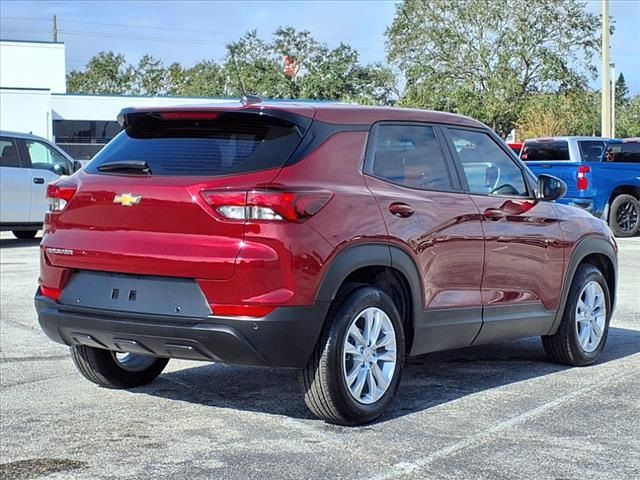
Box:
[1,233,638,480]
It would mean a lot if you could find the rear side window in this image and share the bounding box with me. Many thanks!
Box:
[370,124,454,191]
[0,138,21,168]
[604,143,640,163]
[578,140,606,162]
[521,140,570,161]
[85,113,304,176]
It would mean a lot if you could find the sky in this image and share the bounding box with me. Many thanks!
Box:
[1,0,639,94]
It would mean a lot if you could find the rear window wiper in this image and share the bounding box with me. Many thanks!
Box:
[97,160,152,174]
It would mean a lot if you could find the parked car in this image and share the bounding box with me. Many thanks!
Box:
[521,136,640,237]
[35,102,618,425]
[0,130,81,239]
[507,142,523,155]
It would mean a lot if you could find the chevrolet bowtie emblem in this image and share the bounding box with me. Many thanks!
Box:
[113,193,142,207]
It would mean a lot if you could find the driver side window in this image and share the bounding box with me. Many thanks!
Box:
[447,129,528,197]
[26,140,70,175]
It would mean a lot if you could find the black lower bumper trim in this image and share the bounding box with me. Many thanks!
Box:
[35,295,329,368]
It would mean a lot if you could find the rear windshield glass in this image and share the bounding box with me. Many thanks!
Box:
[85,112,303,176]
[578,140,606,162]
[604,142,640,163]
[521,140,569,161]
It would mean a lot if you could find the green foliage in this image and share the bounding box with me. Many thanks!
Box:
[517,90,600,138]
[66,28,396,105]
[67,51,133,94]
[617,95,640,138]
[386,0,600,137]
[615,73,630,105]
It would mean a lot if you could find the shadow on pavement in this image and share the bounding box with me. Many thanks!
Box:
[0,236,41,249]
[136,326,640,423]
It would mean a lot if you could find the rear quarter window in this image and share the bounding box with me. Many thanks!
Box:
[521,140,570,161]
[85,112,304,176]
[605,143,640,163]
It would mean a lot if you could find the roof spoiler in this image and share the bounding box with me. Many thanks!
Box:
[116,106,313,135]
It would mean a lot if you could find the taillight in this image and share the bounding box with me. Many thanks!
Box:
[201,190,334,223]
[577,165,590,191]
[47,180,77,212]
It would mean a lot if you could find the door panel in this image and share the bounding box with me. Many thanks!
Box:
[24,139,69,223]
[362,122,485,355]
[443,127,565,343]
[0,137,31,224]
[367,177,485,353]
[29,168,59,223]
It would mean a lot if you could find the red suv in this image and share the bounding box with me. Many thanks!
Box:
[36,101,617,425]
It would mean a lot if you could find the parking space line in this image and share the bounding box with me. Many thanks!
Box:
[364,369,633,480]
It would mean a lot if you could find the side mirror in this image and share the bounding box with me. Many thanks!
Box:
[536,174,567,202]
[73,160,83,172]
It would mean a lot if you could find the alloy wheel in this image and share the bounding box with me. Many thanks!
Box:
[616,200,639,233]
[575,281,607,353]
[342,307,397,404]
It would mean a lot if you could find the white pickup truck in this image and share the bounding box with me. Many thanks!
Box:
[0,130,80,239]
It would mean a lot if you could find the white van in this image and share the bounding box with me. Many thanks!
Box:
[0,130,80,239]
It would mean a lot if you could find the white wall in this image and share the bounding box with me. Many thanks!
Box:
[51,95,234,122]
[0,41,66,93]
[0,89,52,139]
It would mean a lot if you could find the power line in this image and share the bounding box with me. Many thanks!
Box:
[0,15,387,43]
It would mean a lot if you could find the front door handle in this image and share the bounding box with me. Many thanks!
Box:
[389,202,415,218]
[33,177,45,184]
[484,208,507,221]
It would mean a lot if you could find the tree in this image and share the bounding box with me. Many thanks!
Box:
[67,51,133,94]
[223,30,286,98]
[617,94,640,138]
[517,90,599,138]
[132,55,168,95]
[615,72,629,105]
[386,0,600,137]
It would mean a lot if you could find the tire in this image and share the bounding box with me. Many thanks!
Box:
[70,345,169,388]
[608,194,640,237]
[542,264,611,366]
[302,285,405,425]
[12,230,38,239]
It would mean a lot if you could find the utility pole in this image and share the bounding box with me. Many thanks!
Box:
[601,0,611,137]
[52,15,58,42]
[610,63,616,138]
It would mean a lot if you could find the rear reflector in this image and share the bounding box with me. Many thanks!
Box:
[47,180,77,212]
[577,165,590,191]
[40,286,62,301]
[202,189,333,223]
[212,304,276,318]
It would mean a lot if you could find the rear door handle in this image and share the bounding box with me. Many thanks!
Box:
[33,177,45,184]
[389,202,415,218]
[484,208,507,221]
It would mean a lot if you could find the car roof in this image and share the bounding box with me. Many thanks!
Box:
[524,136,610,142]
[0,130,52,141]
[118,101,487,129]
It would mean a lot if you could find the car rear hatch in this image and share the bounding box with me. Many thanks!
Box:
[42,105,315,281]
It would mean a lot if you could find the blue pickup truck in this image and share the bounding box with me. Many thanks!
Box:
[521,137,640,237]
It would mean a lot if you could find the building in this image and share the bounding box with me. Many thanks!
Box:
[0,39,230,160]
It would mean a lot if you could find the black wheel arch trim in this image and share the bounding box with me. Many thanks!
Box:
[314,242,424,345]
[548,235,618,335]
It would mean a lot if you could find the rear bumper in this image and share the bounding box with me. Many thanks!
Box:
[35,294,329,368]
